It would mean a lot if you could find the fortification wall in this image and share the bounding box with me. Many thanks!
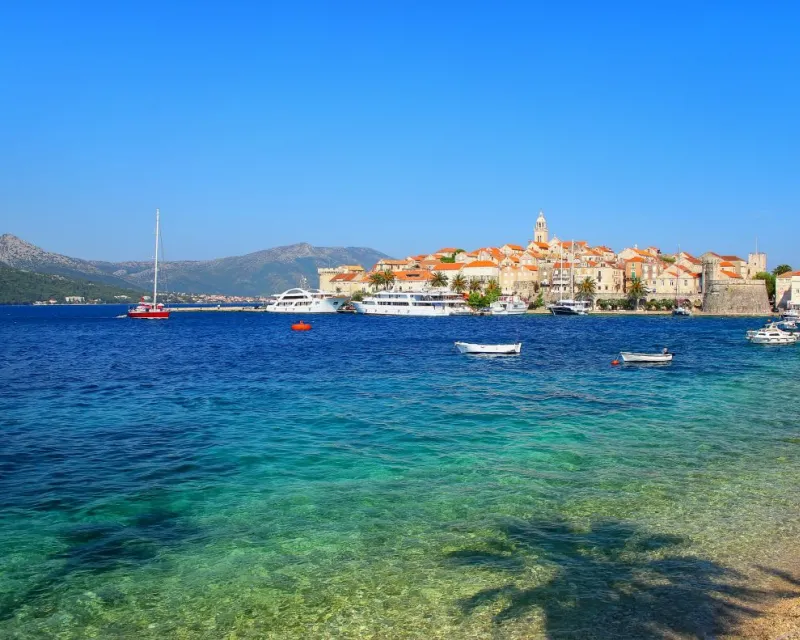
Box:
[702,279,770,315]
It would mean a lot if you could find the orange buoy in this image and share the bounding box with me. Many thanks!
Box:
[291,321,312,331]
[611,359,620,366]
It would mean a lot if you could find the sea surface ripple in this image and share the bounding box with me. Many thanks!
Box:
[1,306,799,639]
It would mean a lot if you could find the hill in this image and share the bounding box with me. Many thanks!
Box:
[0,235,390,296]
[0,264,143,304]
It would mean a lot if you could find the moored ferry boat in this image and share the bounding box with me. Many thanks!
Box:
[265,288,348,313]
[352,290,472,316]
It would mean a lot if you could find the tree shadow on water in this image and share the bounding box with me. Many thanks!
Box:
[448,517,800,639]
[1,506,200,622]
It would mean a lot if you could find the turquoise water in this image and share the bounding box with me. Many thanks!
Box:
[1,307,799,638]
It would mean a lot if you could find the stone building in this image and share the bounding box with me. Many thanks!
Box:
[776,271,800,309]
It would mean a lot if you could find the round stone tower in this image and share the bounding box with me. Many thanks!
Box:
[534,210,549,244]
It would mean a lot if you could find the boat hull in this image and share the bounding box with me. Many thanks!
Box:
[455,342,521,355]
[353,304,471,316]
[127,311,170,319]
[265,299,346,313]
[620,352,673,363]
[549,307,587,316]
[746,334,797,345]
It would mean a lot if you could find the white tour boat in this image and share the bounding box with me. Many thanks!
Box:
[455,341,522,355]
[619,349,674,363]
[548,299,590,316]
[352,290,472,316]
[672,305,692,317]
[746,324,798,345]
[489,298,528,315]
[265,288,348,313]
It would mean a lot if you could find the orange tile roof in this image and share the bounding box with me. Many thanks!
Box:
[464,260,498,268]
[394,270,433,281]
[777,270,800,279]
[524,265,539,271]
[720,255,744,262]
[436,247,459,253]
[719,261,735,267]
[379,259,410,265]
[681,254,701,264]
[504,243,524,251]
[534,242,550,249]
[720,270,743,279]
[626,256,646,263]
[432,263,463,271]
[330,273,358,282]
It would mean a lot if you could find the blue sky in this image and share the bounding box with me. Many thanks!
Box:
[2,1,798,265]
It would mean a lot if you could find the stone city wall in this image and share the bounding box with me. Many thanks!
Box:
[702,279,770,315]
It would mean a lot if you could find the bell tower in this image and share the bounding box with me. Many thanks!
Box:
[534,210,549,244]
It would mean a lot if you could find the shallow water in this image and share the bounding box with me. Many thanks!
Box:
[1,307,799,638]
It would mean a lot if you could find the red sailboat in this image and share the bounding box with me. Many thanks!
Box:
[128,209,170,319]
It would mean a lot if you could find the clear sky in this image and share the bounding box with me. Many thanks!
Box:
[2,1,798,266]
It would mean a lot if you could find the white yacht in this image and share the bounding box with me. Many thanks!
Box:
[352,290,472,316]
[547,299,590,316]
[489,298,528,315]
[746,323,798,345]
[265,288,348,313]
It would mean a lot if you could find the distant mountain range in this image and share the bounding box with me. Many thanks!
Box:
[0,234,390,296]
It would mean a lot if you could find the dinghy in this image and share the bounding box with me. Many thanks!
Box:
[454,342,522,355]
[619,349,673,363]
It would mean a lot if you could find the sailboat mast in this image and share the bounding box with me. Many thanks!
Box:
[570,240,575,299]
[153,208,160,306]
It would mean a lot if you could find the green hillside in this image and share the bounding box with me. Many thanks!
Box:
[0,265,144,304]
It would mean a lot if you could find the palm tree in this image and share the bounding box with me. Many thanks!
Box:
[367,271,385,291]
[485,279,501,302]
[626,276,647,310]
[576,277,597,308]
[382,269,396,290]
[773,264,793,277]
[468,277,483,293]
[450,274,467,294]
[430,271,449,288]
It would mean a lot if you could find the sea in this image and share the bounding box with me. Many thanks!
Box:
[1,305,799,639]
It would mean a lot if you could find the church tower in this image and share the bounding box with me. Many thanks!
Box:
[534,210,549,244]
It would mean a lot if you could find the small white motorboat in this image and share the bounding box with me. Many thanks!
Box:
[672,306,692,317]
[619,349,674,363]
[454,341,522,355]
[746,324,798,345]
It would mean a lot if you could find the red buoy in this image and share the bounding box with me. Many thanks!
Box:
[292,322,312,331]
[611,359,620,366]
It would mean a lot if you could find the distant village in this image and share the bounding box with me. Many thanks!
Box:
[319,210,797,311]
